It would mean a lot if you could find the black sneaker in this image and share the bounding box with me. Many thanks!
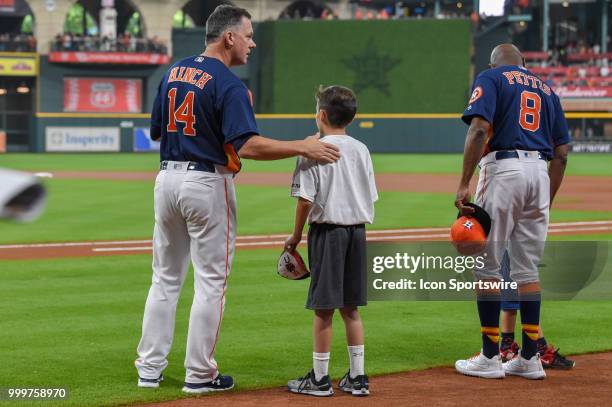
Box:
[287,369,333,397]
[182,374,234,393]
[338,371,370,396]
[539,345,576,370]
[138,374,163,388]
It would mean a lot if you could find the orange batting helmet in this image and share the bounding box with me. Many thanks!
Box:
[450,203,491,255]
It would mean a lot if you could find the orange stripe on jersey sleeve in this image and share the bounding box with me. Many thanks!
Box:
[224,143,242,174]
[247,89,254,106]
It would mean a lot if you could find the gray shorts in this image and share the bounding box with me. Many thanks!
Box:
[306,223,367,310]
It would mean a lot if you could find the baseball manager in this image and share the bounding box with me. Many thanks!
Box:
[135,4,340,393]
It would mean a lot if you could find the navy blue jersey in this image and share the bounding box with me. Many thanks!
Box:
[462,65,570,160]
[151,55,258,172]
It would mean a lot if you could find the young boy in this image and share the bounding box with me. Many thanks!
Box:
[285,85,378,397]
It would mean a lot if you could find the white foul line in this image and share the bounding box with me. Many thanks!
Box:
[93,246,153,252]
[548,226,612,233]
[0,240,152,249]
[87,226,612,253]
[1,220,612,252]
[549,220,612,227]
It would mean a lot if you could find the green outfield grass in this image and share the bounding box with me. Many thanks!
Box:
[0,152,610,243]
[0,180,610,244]
[1,153,611,406]
[1,153,611,176]
[1,251,611,407]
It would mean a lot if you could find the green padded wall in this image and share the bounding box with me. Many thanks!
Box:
[256,19,472,113]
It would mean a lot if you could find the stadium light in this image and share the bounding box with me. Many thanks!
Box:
[0,88,6,96]
[479,0,504,16]
[17,84,30,94]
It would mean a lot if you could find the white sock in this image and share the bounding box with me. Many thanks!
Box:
[348,345,365,377]
[313,352,330,381]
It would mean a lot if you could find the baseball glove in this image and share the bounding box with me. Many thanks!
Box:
[277,249,310,280]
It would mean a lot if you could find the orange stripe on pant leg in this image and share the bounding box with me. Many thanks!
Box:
[477,130,493,204]
[208,178,231,377]
[479,164,487,204]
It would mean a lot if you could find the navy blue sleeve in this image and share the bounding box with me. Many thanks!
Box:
[150,81,163,141]
[230,133,256,152]
[222,85,259,144]
[551,94,571,147]
[462,73,497,125]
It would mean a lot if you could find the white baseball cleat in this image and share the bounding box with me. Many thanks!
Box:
[455,352,505,379]
[503,353,546,379]
[138,374,163,388]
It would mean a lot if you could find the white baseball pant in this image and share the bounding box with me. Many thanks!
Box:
[135,162,236,384]
[474,150,550,284]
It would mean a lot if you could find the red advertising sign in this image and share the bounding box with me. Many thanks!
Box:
[0,0,15,12]
[63,77,142,113]
[554,86,612,99]
[50,52,169,65]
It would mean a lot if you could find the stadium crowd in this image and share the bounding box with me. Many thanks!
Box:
[525,42,611,88]
[0,33,36,52]
[51,33,167,54]
[278,1,473,21]
[522,42,611,141]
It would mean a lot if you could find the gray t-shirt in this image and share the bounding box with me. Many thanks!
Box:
[290,135,378,225]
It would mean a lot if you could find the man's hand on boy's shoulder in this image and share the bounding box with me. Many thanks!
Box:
[284,234,301,252]
[302,133,340,164]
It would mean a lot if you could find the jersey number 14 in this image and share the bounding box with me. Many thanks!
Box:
[519,91,541,132]
[167,88,196,136]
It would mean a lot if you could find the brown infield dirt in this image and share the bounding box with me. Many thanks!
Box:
[138,352,612,407]
[48,171,612,212]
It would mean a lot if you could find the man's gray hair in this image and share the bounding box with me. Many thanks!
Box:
[205,4,251,45]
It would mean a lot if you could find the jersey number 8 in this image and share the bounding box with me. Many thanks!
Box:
[167,88,196,136]
[519,91,541,132]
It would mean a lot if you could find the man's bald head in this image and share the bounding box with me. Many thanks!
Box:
[490,44,524,67]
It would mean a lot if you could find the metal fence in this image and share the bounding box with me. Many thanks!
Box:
[50,35,167,54]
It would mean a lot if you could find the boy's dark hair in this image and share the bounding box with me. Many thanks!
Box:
[316,85,358,128]
[205,5,251,45]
